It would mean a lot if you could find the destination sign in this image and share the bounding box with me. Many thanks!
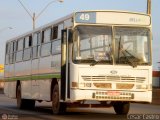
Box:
[75,11,151,26]
[75,12,96,23]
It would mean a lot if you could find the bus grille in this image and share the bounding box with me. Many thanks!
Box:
[82,76,145,83]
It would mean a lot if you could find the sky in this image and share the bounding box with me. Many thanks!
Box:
[0,0,160,70]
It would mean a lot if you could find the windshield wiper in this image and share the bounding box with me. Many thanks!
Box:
[90,53,112,66]
[118,37,138,68]
[121,49,138,68]
[90,60,100,66]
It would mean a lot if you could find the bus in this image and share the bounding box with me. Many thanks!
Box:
[4,9,152,115]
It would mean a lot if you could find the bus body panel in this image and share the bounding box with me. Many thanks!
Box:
[39,56,53,74]
[15,61,31,77]
[31,59,40,99]
[4,81,16,98]
[70,89,152,103]
[39,79,52,101]
[31,80,40,99]
[21,81,32,99]
[69,63,152,103]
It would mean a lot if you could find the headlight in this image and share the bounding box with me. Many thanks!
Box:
[136,84,148,89]
[78,82,92,88]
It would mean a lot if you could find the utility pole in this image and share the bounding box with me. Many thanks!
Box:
[33,13,36,30]
[147,0,151,15]
[17,0,64,30]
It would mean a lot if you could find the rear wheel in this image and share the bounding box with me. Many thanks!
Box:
[113,102,130,115]
[52,84,66,114]
[16,84,35,109]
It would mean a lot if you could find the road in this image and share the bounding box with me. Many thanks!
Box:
[0,93,159,120]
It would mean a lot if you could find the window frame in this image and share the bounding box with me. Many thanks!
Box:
[51,26,58,40]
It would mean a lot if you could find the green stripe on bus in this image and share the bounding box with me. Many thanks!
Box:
[4,74,61,82]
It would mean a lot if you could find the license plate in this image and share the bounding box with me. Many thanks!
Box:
[107,91,120,96]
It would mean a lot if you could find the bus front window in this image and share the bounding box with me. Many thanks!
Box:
[73,26,113,64]
[115,27,151,67]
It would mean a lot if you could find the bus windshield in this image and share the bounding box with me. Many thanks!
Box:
[115,27,151,67]
[73,26,151,66]
[73,26,113,65]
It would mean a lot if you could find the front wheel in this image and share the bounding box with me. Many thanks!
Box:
[52,84,66,114]
[113,102,130,115]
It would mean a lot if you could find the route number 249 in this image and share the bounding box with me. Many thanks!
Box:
[79,13,90,21]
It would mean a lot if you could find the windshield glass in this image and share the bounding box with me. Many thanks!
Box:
[73,26,113,64]
[73,26,151,66]
[115,27,151,66]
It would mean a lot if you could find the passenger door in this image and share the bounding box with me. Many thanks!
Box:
[61,29,72,101]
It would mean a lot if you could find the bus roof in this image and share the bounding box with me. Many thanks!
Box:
[6,10,150,43]
[6,13,73,43]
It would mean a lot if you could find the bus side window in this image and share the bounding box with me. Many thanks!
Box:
[52,40,61,54]
[25,35,32,48]
[37,32,41,45]
[9,42,16,64]
[16,39,24,62]
[5,43,10,64]
[23,48,31,61]
[42,28,51,43]
[16,51,23,62]
[29,36,32,47]
[32,46,40,59]
[10,42,14,54]
[23,35,32,61]
[42,31,44,43]
[13,41,17,52]
[6,43,10,55]
[41,42,51,57]
[52,26,58,40]
[17,39,24,51]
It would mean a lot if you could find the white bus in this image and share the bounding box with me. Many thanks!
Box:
[4,10,152,115]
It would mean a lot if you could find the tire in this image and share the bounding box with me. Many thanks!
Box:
[16,84,35,109]
[113,102,130,115]
[52,84,66,114]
